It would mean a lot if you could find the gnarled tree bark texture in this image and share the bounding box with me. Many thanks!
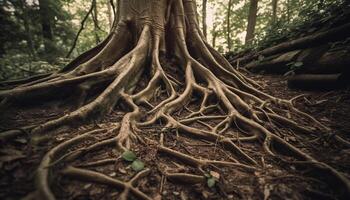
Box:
[226,0,232,51]
[202,0,207,39]
[0,0,349,199]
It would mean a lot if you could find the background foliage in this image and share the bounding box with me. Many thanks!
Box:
[0,0,346,80]
[0,0,112,80]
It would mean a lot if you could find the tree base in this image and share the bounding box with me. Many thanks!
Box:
[0,0,349,199]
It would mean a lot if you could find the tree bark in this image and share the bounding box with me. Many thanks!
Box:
[272,0,278,23]
[286,0,291,23]
[92,0,101,44]
[202,0,207,39]
[245,0,258,45]
[227,0,232,51]
[1,1,349,199]
[212,22,217,48]
[107,0,113,29]
[38,0,53,51]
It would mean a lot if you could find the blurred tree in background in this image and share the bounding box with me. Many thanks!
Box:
[196,0,347,53]
[0,0,74,80]
[0,0,346,80]
[0,0,115,80]
[255,0,348,49]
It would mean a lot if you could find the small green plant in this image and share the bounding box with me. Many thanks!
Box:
[287,61,304,70]
[207,177,216,188]
[131,160,145,172]
[204,171,220,188]
[122,150,145,172]
[122,150,137,161]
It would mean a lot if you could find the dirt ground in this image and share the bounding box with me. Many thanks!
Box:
[1,72,349,200]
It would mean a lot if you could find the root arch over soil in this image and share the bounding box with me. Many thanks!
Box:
[1,0,350,199]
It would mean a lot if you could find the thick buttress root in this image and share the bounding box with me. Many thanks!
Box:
[1,0,349,199]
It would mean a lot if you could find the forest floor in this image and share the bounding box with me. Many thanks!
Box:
[1,71,350,200]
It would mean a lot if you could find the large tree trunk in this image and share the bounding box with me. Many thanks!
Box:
[272,0,278,23]
[202,0,207,39]
[92,0,100,44]
[245,0,258,44]
[107,0,113,29]
[212,21,217,48]
[227,0,232,51]
[38,0,54,52]
[0,0,349,199]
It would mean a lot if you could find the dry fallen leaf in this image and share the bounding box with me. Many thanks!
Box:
[118,167,127,174]
[83,183,92,189]
[109,172,116,177]
[173,191,180,196]
[210,171,220,179]
[202,190,210,199]
[314,99,327,105]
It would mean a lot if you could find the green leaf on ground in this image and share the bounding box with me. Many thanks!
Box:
[294,61,303,67]
[122,150,137,162]
[207,177,216,188]
[131,160,145,172]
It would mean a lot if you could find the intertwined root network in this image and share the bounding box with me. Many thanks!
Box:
[0,0,349,199]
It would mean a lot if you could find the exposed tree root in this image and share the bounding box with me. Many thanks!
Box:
[62,166,152,200]
[1,0,349,199]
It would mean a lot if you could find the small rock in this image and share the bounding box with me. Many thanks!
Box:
[202,191,210,199]
[173,191,180,196]
[210,171,220,179]
[289,137,297,142]
[84,183,92,189]
[118,168,127,174]
[14,138,27,144]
